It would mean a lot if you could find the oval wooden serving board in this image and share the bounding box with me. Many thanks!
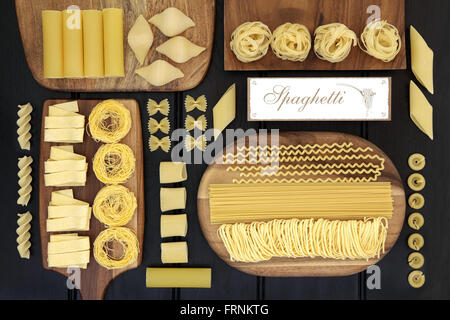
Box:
[39,100,145,300]
[16,0,215,92]
[197,132,405,277]
[224,0,406,71]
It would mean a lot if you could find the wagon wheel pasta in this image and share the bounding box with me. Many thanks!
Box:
[88,99,132,143]
[93,227,139,269]
[270,23,311,62]
[93,185,137,227]
[314,23,357,63]
[230,22,272,62]
[218,217,388,262]
[93,143,136,184]
[359,20,401,62]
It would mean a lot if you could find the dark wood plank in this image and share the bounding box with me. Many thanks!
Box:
[38,99,145,300]
[15,0,215,92]
[224,0,406,71]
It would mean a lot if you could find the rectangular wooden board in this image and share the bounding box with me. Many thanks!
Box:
[16,0,215,92]
[39,99,145,300]
[224,0,406,71]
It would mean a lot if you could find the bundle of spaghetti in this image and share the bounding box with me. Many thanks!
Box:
[209,183,393,224]
[93,227,139,269]
[217,217,388,262]
[93,185,137,227]
[93,143,136,184]
[88,99,132,143]
[359,20,401,62]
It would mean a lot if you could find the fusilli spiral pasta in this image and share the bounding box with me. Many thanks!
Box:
[17,156,33,206]
[17,103,33,151]
[17,212,32,259]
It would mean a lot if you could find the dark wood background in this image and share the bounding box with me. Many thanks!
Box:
[1,0,449,300]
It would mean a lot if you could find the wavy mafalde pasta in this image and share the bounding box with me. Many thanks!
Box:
[148,117,170,134]
[17,156,33,206]
[17,212,32,259]
[217,217,388,263]
[185,95,207,112]
[230,21,272,62]
[359,20,401,62]
[93,185,137,227]
[88,100,132,143]
[314,23,357,63]
[224,146,376,161]
[209,183,393,224]
[17,103,33,151]
[271,23,311,62]
[233,176,380,184]
[227,162,383,172]
[93,227,139,269]
[147,98,170,116]
[93,143,136,184]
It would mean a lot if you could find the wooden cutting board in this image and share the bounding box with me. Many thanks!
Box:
[197,132,405,277]
[38,100,145,300]
[15,0,215,92]
[224,0,406,71]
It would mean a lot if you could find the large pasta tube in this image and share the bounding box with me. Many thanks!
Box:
[160,187,186,212]
[161,242,188,264]
[103,8,125,77]
[161,214,188,238]
[160,162,187,184]
[62,9,84,78]
[42,10,64,78]
[146,268,211,288]
[82,10,104,78]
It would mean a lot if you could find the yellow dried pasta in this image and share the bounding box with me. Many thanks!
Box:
[230,22,272,62]
[359,20,401,62]
[88,100,132,143]
[17,212,32,259]
[185,115,207,131]
[148,117,170,134]
[17,156,33,206]
[271,23,311,62]
[314,23,357,63]
[93,143,135,184]
[93,185,137,227]
[17,103,33,150]
[147,99,170,116]
[185,95,207,112]
[93,227,139,269]
[218,217,388,262]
